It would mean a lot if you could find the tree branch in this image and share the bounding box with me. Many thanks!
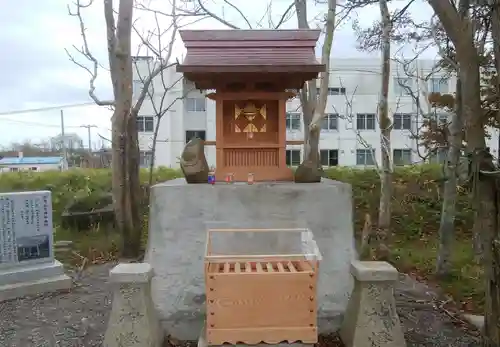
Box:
[66,0,115,106]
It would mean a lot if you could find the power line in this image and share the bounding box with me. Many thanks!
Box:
[0,118,83,128]
[0,102,98,116]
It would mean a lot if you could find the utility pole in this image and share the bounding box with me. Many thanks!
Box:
[60,110,67,170]
[80,124,97,153]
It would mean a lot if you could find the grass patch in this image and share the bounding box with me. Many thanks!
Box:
[54,226,122,267]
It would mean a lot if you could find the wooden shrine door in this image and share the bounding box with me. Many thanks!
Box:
[214,93,292,182]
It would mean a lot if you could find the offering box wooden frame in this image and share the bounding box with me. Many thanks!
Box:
[204,228,320,345]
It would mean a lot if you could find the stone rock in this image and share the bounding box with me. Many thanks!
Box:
[146,178,355,340]
[104,263,162,347]
[463,314,484,331]
[294,160,324,183]
[340,261,406,347]
[180,137,209,184]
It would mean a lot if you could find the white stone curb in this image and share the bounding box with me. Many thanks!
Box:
[340,261,407,347]
[103,262,162,347]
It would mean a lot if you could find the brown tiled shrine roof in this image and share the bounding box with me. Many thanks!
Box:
[177,29,325,74]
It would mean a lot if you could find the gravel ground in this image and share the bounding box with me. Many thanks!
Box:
[0,263,481,347]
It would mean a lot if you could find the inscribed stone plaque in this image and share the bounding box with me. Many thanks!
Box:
[0,191,53,269]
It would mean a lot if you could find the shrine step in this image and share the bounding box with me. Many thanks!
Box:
[198,323,314,347]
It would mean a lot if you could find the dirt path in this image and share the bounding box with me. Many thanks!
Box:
[0,263,480,347]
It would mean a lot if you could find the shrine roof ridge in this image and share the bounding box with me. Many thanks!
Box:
[179,29,321,42]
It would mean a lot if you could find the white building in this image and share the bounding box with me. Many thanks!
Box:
[133,57,500,169]
[0,153,67,173]
[50,133,84,152]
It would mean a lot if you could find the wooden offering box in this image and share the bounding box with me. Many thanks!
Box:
[204,228,321,345]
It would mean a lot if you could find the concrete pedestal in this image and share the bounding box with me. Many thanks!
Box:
[0,260,72,302]
[146,178,356,340]
[104,263,162,347]
[340,261,406,347]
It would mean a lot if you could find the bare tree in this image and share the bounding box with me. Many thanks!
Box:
[337,73,402,260]
[427,0,500,344]
[422,17,465,278]
[130,3,184,187]
[134,58,184,187]
[395,35,465,278]
[67,0,180,258]
[294,0,337,182]
[377,0,392,229]
[436,76,463,278]
[348,0,417,230]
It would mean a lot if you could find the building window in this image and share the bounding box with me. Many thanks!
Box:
[320,149,339,167]
[132,79,143,95]
[139,151,153,168]
[430,78,449,93]
[356,113,376,130]
[394,77,412,95]
[321,113,338,131]
[356,148,375,165]
[429,148,448,164]
[393,113,412,130]
[9,167,19,172]
[185,130,206,144]
[185,97,206,112]
[286,149,301,166]
[137,116,154,132]
[30,167,38,171]
[393,149,412,166]
[316,87,346,95]
[286,113,301,131]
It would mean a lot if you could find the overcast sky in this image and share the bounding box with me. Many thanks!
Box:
[0,0,436,149]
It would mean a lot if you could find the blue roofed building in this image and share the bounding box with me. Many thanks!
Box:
[0,152,67,173]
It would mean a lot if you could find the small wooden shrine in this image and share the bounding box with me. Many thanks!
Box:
[177,30,325,182]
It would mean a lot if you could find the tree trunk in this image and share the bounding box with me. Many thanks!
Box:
[378,0,392,229]
[482,5,500,346]
[459,50,500,347]
[123,109,142,259]
[436,77,463,277]
[293,0,336,182]
[111,0,142,259]
[425,3,500,342]
[459,28,499,347]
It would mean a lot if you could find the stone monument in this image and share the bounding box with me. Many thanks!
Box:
[146,29,356,342]
[0,190,71,301]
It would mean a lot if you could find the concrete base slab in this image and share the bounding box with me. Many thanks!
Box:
[146,178,356,340]
[0,260,72,302]
[197,323,313,347]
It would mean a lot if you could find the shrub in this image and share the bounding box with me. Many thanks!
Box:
[325,165,474,239]
[0,165,474,236]
[0,167,181,225]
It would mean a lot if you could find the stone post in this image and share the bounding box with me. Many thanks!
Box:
[104,263,162,347]
[340,261,406,347]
